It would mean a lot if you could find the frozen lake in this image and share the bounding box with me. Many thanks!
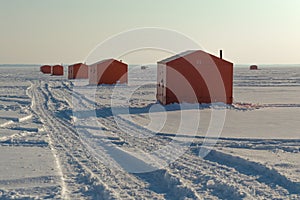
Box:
[0,65,299,199]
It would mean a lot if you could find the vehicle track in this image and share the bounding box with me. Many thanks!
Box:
[61,82,256,199]
[29,80,166,199]
[98,116,293,199]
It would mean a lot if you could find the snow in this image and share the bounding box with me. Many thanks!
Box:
[0,65,299,199]
[234,86,300,104]
[0,146,59,187]
[222,107,300,139]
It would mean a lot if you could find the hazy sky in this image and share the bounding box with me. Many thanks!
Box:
[0,0,299,65]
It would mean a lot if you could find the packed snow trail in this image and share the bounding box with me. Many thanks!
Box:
[44,80,201,199]
[28,80,166,199]
[27,82,69,199]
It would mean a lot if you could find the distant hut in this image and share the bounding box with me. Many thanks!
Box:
[40,65,51,74]
[250,65,258,70]
[52,65,64,76]
[68,63,88,79]
[157,50,233,105]
[89,59,128,85]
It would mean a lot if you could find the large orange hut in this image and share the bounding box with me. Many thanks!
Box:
[89,59,128,85]
[68,63,88,79]
[156,50,233,105]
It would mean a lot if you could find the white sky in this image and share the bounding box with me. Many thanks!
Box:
[0,0,299,65]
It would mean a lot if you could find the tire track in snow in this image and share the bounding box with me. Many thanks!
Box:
[37,81,121,199]
[38,82,129,199]
[98,115,292,199]
[114,109,300,198]
[57,81,200,199]
[35,80,166,199]
[98,116,238,199]
[27,81,70,199]
[61,82,267,199]
[203,149,300,195]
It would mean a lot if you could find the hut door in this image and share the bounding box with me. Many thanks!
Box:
[157,64,166,102]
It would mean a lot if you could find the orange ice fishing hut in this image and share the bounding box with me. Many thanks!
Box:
[52,65,64,76]
[89,59,128,85]
[68,63,88,79]
[40,65,51,74]
[156,50,233,105]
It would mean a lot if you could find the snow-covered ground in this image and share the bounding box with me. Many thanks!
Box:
[0,65,299,199]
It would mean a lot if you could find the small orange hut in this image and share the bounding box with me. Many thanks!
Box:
[68,63,88,79]
[52,65,64,76]
[157,50,233,105]
[40,65,51,74]
[89,59,128,85]
[250,65,258,70]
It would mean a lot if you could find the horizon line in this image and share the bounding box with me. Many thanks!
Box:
[1,63,300,66]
